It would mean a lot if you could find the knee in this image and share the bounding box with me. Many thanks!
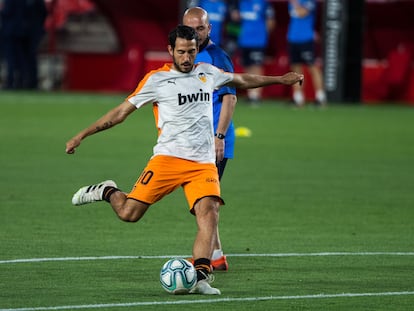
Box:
[194,198,220,219]
[208,204,220,218]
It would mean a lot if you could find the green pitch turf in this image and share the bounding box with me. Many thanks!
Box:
[1,91,413,310]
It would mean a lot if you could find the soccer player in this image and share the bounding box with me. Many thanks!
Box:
[232,0,276,105]
[66,25,303,295]
[287,0,327,106]
[183,6,235,272]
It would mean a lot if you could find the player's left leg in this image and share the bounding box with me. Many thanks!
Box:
[241,48,265,105]
[183,161,223,294]
[190,196,221,295]
[290,63,305,106]
[308,64,327,106]
[246,63,264,105]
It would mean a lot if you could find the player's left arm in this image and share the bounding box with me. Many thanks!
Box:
[227,72,304,89]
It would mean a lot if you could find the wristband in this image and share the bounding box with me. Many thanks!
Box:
[215,133,225,140]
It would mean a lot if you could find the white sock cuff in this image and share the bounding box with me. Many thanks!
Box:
[212,249,223,260]
[293,91,304,104]
[316,90,326,102]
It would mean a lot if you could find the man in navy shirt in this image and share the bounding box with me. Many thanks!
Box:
[287,0,327,106]
[183,6,237,271]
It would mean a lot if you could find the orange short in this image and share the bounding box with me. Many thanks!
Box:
[127,155,223,211]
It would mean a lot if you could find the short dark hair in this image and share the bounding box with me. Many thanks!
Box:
[168,25,198,49]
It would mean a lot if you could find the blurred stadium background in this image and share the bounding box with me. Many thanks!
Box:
[1,0,413,104]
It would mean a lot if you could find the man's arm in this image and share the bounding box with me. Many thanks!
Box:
[227,72,304,89]
[215,94,237,162]
[65,100,136,154]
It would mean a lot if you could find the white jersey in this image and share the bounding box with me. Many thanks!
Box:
[127,63,234,163]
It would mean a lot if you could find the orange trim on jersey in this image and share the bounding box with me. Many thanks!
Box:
[127,64,172,137]
[152,103,161,136]
[127,63,172,99]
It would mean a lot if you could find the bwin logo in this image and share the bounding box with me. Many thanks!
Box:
[178,89,210,105]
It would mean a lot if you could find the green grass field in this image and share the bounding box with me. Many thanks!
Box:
[1,91,413,310]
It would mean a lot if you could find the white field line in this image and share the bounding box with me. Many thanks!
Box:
[1,252,414,264]
[1,252,413,311]
[1,291,414,311]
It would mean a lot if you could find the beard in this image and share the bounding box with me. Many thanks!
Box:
[173,57,193,73]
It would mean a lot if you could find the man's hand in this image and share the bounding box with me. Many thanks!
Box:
[215,138,225,163]
[281,72,305,85]
[65,136,82,154]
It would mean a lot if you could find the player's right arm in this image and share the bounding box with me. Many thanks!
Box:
[65,100,136,154]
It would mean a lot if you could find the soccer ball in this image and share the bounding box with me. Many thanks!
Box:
[160,258,197,294]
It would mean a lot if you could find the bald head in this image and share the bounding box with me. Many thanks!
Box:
[183,7,210,24]
[183,7,211,48]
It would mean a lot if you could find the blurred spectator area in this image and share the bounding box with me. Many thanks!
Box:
[40,0,414,103]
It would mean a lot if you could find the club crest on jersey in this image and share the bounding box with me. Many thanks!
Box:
[198,72,207,83]
[178,89,210,105]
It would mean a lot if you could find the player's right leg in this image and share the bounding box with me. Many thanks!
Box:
[72,180,117,206]
[107,190,150,222]
[71,179,150,221]
[71,155,182,221]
